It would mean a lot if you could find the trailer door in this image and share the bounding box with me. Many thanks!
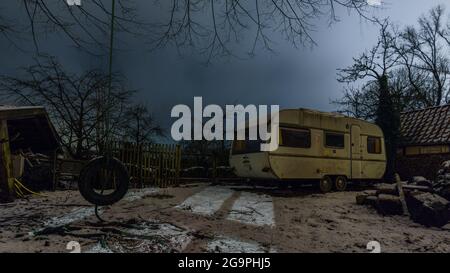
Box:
[350,125,362,179]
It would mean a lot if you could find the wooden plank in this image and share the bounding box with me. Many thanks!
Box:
[0,107,46,120]
[170,144,176,186]
[396,176,410,216]
[138,143,143,187]
[107,141,182,189]
[0,120,15,201]
[175,144,181,186]
[164,145,169,187]
[149,143,154,186]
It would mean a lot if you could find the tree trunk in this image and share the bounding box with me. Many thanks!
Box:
[375,74,400,183]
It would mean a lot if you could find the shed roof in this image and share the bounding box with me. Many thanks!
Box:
[400,104,450,146]
[0,105,60,154]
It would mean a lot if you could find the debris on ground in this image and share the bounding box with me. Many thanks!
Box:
[2,184,450,253]
[33,219,192,253]
[356,164,450,228]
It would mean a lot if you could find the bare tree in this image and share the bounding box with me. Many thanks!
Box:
[333,84,378,120]
[149,0,372,61]
[0,9,19,46]
[334,67,432,119]
[335,7,450,181]
[337,19,401,182]
[399,5,450,106]
[1,1,373,58]
[121,104,163,145]
[0,57,134,159]
[337,6,450,119]
[10,0,144,54]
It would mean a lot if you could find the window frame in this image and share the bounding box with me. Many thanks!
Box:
[367,136,382,154]
[324,131,346,149]
[279,127,311,149]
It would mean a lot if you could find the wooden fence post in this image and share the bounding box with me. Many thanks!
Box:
[212,153,218,184]
[176,145,181,185]
[111,141,182,189]
[0,120,14,202]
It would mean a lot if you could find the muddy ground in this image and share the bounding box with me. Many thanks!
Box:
[0,182,449,253]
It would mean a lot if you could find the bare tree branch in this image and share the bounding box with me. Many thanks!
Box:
[148,0,372,61]
[0,56,136,159]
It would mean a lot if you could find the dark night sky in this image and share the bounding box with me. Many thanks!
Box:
[0,0,446,134]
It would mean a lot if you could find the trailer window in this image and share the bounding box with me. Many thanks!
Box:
[325,132,345,148]
[280,128,311,148]
[367,136,382,154]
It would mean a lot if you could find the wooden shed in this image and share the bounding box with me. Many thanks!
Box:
[0,106,60,202]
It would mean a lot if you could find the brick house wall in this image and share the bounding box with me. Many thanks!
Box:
[396,153,450,181]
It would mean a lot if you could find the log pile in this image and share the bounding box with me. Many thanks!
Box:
[356,178,450,227]
[356,184,403,216]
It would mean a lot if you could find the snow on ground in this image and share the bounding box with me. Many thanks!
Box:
[29,187,159,236]
[227,192,275,227]
[29,207,102,236]
[176,186,234,216]
[86,222,192,253]
[3,183,450,253]
[123,188,159,202]
[207,236,276,253]
[85,243,113,253]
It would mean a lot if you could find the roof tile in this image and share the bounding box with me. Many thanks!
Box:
[400,104,450,146]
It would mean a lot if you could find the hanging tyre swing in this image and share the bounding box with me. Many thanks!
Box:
[78,157,129,206]
[77,0,129,207]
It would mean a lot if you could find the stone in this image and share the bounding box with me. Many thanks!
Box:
[406,192,450,227]
[376,194,403,216]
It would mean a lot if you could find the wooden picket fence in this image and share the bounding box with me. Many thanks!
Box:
[109,141,181,188]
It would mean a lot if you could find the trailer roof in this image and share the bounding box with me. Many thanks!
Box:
[277,108,383,136]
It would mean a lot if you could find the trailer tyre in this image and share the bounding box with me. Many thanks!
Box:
[319,176,333,193]
[78,156,129,206]
[334,176,348,191]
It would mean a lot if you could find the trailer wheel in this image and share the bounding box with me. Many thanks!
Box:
[319,176,333,193]
[334,176,348,191]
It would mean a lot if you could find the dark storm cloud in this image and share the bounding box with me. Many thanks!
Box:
[0,0,446,132]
